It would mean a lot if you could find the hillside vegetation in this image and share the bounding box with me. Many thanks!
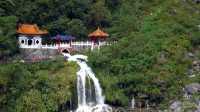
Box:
[0,0,200,111]
[0,59,77,112]
[89,0,200,108]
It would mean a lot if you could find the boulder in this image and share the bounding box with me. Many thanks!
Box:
[185,83,200,94]
[188,52,195,58]
[192,61,200,72]
[170,101,182,112]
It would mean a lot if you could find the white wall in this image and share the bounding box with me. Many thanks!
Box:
[18,35,42,48]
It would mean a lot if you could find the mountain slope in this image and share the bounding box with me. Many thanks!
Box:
[89,0,200,108]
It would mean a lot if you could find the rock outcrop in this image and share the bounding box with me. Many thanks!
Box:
[185,83,200,94]
[170,101,182,112]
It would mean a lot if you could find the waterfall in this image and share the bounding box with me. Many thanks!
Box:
[62,53,112,112]
[131,97,135,109]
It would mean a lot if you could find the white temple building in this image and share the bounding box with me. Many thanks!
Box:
[17,24,111,52]
[16,24,113,61]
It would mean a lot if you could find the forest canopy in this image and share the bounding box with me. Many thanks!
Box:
[1,0,200,111]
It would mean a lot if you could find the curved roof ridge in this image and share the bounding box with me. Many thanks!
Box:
[88,27,109,38]
[17,24,48,35]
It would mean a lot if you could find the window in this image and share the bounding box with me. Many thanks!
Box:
[21,40,24,44]
[28,39,32,45]
[36,40,39,44]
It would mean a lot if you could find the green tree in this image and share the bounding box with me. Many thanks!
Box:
[66,19,88,39]
[0,16,18,59]
[87,0,112,28]
[15,89,47,112]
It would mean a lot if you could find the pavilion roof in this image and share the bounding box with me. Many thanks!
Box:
[51,34,76,41]
[17,24,48,35]
[88,27,109,38]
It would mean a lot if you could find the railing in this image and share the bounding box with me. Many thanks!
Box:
[71,41,93,46]
[20,41,115,51]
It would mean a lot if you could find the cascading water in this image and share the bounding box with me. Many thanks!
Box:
[62,53,112,112]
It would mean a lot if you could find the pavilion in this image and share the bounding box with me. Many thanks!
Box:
[88,27,109,44]
[17,24,48,48]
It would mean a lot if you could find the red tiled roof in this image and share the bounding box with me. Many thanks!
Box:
[88,27,109,38]
[17,24,48,35]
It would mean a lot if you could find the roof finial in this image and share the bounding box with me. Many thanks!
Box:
[88,27,109,37]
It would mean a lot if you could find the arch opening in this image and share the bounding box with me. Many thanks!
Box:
[21,40,25,44]
[28,39,32,45]
[62,49,70,54]
[36,40,39,44]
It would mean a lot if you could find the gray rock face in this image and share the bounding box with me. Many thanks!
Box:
[185,83,200,94]
[170,101,182,112]
[20,48,59,61]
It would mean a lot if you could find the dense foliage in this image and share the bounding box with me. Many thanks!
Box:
[1,0,115,36]
[1,0,200,111]
[0,59,77,112]
[89,0,200,108]
[0,0,117,58]
[0,16,18,59]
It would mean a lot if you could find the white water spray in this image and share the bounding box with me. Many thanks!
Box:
[62,53,112,112]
